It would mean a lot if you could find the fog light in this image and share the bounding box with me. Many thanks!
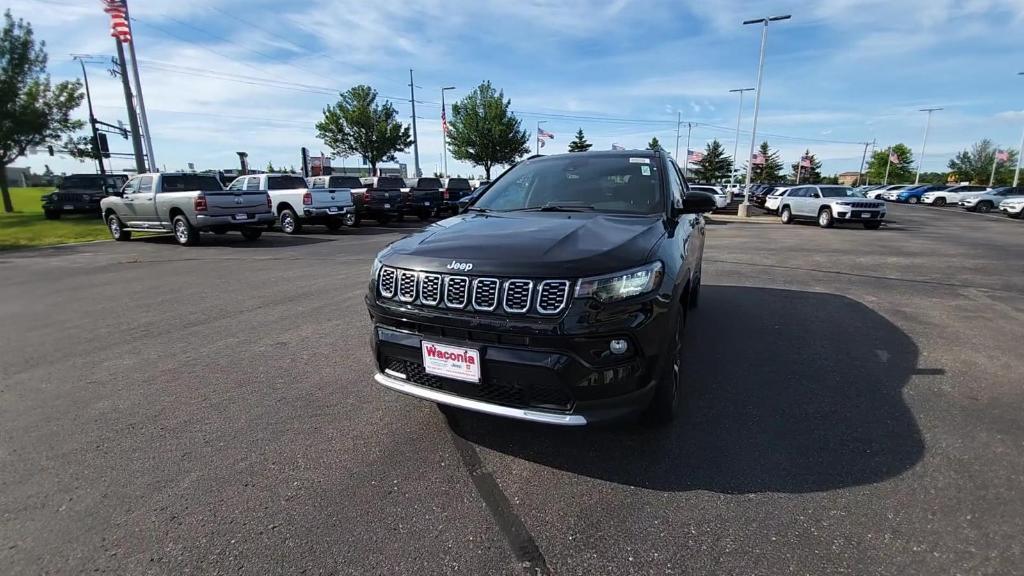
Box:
[609,339,628,355]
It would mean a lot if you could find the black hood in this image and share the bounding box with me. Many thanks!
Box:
[381,212,666,277]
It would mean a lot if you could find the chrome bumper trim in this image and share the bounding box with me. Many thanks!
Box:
[373,372,587,426]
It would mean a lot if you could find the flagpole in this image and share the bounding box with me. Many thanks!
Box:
[684,123,693,179]
[989,150,999,187]
[884,147,893,185]
[674,112,681,159]
[120,1,154,172]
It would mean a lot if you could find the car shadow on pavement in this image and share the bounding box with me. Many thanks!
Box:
[137,234,334,248]
[447,285,925,494]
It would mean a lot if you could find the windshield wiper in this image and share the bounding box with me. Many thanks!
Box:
[516,204,596,212]
[466,206,490,213]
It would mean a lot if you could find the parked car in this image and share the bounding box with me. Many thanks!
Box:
[763,187,793,214]
[313,176,367,225]
[439,177,475,215]
[359,176,407,225]
[41,173,129,219]
[867,184,911,200]
[688,185,728,209]
[403,177,444,220]
[455,183,488,212]
[368,150,714,426]
[228,174,353,234]
[778,185,886,229]
[999,197,1024,218]
[886,184,949,203]
[751,185,778,208]
[853,184,884,196]
[959,187,1024,213]
[101,173,273,245]
[921,184,990,207]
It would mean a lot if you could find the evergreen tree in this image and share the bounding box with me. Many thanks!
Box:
[690,139,733,183]
[743,141,784,183]
[646,137,662,151]
[568,128,592,152]
[790,149,823,184]
[266,161,276,173]
[865,143,915,183]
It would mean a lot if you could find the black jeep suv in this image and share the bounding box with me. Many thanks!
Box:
[366,150,715,426]
[42,173,129,219]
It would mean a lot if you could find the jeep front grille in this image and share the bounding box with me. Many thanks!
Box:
[377,267,571,316]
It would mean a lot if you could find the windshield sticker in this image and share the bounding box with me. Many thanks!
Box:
[641,165,651,176]
[629,158,650,164]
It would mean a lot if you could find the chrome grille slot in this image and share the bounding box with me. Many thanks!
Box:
[379,267,397,298]
[445,276,469,308]
[420,273,441,305]
[503,280,533,313]
[536,280,570,314]
[472,278,500,311]
[397,270,418,302]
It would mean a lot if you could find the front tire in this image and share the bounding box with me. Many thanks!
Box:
[240,228,262,241]
[780,206,794,224]
[908,197,919,204]
[641,306,685,427]
[933,197,947,207]
[107,213,131,241]
[279,209,302,234]
[976,201,993,213]
[818,207,834,228]
[172,214,199,246]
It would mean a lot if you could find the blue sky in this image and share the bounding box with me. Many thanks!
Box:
[9,0,1024,179]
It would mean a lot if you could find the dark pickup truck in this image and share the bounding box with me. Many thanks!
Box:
[438,177,474,216]
[366,150,716,426]
[42,174,129,219]
[404,177,443,220]
[359,176,407,225]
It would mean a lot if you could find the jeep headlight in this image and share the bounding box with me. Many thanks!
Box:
[836,201,852,206]
[576,261,664,303]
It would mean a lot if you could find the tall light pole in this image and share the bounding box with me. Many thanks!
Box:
[409,69,421,177]
[72,55,105,175]
[441,86,455,178]
[729,87,754,201]
[1015,73,1024,187]
[915,107,942,185]
[740,14,791,217]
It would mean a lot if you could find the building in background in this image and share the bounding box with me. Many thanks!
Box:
[837,171,862,186]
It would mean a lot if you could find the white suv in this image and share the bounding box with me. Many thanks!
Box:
[920,184,989,207]
[779,185,886,229]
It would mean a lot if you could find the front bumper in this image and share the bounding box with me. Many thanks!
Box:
[195,212,275,228]
[42,201,100,214]
[833,209,886,221]
[1000,205,1024,215]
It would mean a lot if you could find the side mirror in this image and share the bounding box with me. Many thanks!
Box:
[675,191,717,215]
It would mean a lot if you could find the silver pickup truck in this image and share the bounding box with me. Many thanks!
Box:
[100,172,274,246]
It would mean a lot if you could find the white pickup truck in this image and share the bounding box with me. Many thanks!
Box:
[227,174,355,234]
[100,172,274,246]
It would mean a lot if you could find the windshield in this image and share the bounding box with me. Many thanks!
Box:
[267,176,308,190]
[820,187,856,198]
[328,176,363,189]
[474,155,663,215]
[376,177,406,190]
[446,178,471,190]
[161,175,223,191]
[410,178,442,189]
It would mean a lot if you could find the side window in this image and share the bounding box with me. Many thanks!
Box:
[122,177,140,195]
[227,178,245,191]
[245,177,263,190]
[138,176,154,193]
[666,161,684,203]
[809,187,822,198]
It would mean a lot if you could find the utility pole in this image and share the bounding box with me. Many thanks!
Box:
[121,1,154,171]
[409,69,421,178]
[683,122,694,179]
[915,107,942,185]
[865,139,876,184]
[884,146,893,185]
[73,55,104,174]
[674,111,681,159]
[441,86,455,178]
[728,88,754,203]
[741,14,792,217]
[856,141,870,186]
[113,41,146,174]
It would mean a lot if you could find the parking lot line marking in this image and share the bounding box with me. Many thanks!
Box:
[443,412,551,576]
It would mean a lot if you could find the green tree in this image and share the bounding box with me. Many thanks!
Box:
[744,141,784,183]
[266,161,276,173]
[0,10,84,212]
[947,139,1019,186]
[316,85,412,177]
[690,139,733,183]
[865,143,915,184]
[917,171,949,185]
[42,163,52,176]
[447,81,530,179]
[646,137,662,151]
[790,149,823,184]
[568,128,592,152]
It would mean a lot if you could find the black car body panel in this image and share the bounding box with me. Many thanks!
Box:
[41,174,129,217]
[359,177,406,222]
[404,177,443,218]
[439,177,474,214]
[366,150,709,425]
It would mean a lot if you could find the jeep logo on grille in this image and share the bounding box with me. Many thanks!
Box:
[446,260,474,272]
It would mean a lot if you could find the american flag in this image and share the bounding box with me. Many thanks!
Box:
[611,143,625,150]
[889,150,900,163]
[800,155,812,168]
[441,109,448,135]
[687,149,705,162]
[751,152,766,165]
[538,127,555,140]
[996,149,1010,162]
[101,0,132,44]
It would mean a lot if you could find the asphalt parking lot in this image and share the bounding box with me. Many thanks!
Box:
[1,204,1022,575]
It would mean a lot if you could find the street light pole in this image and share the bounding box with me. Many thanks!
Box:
[73,55,104,175]
[741,14,791,217]
[409,69,421,178]
[441,86,455,178]
[915,107,942,185]
[684,122,694,179]
[728,87,754,202]
[1016,73,1024,188]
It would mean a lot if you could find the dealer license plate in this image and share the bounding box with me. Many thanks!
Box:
[421,341,481,383]
[234,213,248,221]
[384,203,391,209]
[861,212,872,218]
[63,204,75,210]
[424,201,431,206]
[328,206,338,213]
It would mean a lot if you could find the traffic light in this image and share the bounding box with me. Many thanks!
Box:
[97,133,110,158]
[47,145,54,156]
